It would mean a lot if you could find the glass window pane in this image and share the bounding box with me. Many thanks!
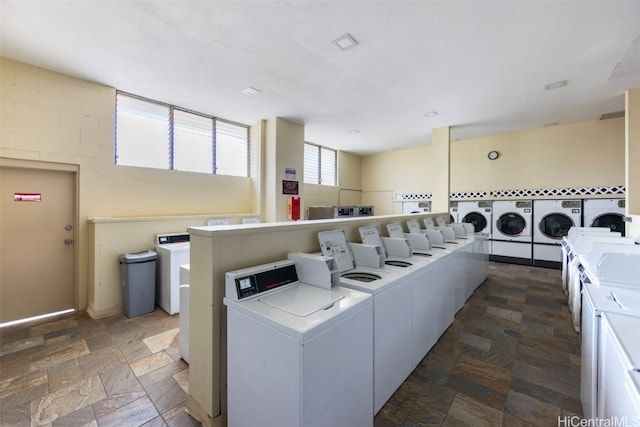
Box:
[116,94,170,169]
[304,143,319,184]
[215,121,248,177]
[320,147,336,186]
[174,110,213,173]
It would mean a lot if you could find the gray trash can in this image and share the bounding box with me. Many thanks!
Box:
[119,250,157,318]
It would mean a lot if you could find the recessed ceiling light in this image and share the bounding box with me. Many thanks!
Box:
[544,80,568,91]
[241,87,262,96]
[333,34,359,51]
[423,111,438,118]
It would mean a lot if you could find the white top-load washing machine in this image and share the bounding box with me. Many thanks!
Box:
[582,281,640,419]
[454,201,493,236]
[224,254,374,427]
[360,225,450,368]
[317,229,414,414]
[156,233,190,315]
[596,312,640,420]
[491,200,533,265]
[566,235,630,330]
[561,227,613,294]
[583,198,626,236]
[533,199,582,268]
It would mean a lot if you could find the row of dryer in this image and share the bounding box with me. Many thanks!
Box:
[449,198,626,268]
[223,220,488,427]
[560,227,640,420]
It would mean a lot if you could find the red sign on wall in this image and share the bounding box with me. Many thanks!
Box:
[14,193,42,202]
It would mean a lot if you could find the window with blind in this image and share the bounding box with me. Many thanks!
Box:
[115,92,249,177]
[304,142,337,186]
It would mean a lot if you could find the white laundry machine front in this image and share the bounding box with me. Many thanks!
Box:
[156,233,190,315]
[533,199,582,269]
[597,312,640,420]
[402,200,431,214]
[491,200,533,265]
[581,282,640,419]
[583,198,626,236]
[224,257,374,427]
[455,201,492,236]
[317,229,414,414]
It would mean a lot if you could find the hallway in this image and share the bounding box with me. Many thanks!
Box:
[0,262,582,426]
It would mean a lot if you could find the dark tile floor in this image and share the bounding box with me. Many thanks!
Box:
[375,262,583,426]
[0,262,581,426]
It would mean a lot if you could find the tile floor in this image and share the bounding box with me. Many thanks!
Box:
[0,262,582,426]
[375,262,583,426]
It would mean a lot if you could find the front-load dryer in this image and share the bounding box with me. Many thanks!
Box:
[317,229,414,415]
[455,201,493,236]
[156,232,190,314]
[533,199,582,269]
[491,200,533,265]
[583,199,625,236]
[224,258,374,427]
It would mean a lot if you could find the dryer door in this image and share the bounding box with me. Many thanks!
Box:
[539,213,574,241]
[591,213,625,236]
[462,212,487,233]
[496,213,527,238]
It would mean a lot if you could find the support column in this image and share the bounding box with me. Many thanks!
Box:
[431,126,451,215]
[625,89,640,241]
[264,118,305,222]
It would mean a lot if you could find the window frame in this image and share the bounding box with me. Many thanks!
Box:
[115,91,249,177]
[304,142,337,186]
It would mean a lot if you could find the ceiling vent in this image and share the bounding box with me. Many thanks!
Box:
[544,80,568,91]
[600,111,625,120]
[333,34,359,51]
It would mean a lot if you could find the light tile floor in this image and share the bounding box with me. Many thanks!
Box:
[1,262,582,426]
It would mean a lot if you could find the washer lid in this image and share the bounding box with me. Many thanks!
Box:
[259,285,345,317]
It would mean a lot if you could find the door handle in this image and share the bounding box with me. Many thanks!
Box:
[64,239,73,245]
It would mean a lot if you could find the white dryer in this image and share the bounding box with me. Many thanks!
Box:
[402,200,431,214]
[583,198,626,236]
[156,233,190,315]
[224,257,374,427]
[533,199,582,269]
[491,200,533,265]
[455,201,492,236]
[317,229,414,415]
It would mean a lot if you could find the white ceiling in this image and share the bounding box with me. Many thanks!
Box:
[2,1,639,155]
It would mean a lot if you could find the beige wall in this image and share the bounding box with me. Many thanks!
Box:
[361,118,626,215]
[361,145,434,214]
[1,58,255,315]
[451,118,625,196]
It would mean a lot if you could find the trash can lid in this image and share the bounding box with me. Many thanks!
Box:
[119,250,157,264]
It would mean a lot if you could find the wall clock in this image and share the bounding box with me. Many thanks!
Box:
[488,151,500,160]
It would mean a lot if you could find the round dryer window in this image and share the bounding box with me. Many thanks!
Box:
[539,214,574,239]
[496,213,526,236]
[462,212,487,232]
[591,214,625,235]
